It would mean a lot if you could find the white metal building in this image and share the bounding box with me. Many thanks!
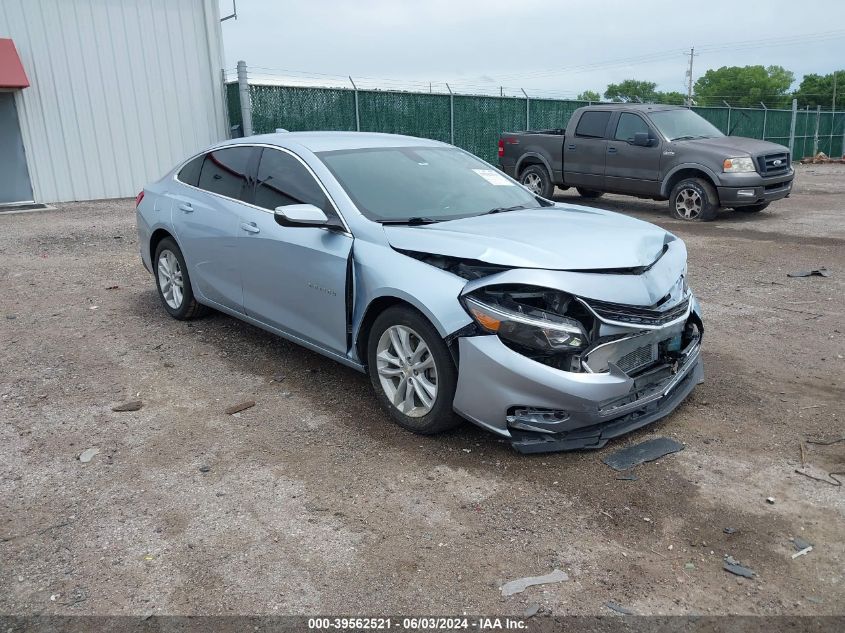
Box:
[0,0,227,204]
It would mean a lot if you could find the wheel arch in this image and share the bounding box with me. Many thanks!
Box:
[354,293,467,367]
[515,153,553,179]
[150,227,177,263]
[661,164,720,199]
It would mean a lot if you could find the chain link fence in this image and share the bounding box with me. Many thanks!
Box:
[226,79,845,164]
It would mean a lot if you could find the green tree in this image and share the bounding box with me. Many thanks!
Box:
[603,79,657,102]
[693,65,794,107]
[794,70,845,109]
[655,91,687,105]
[577,90,601,102]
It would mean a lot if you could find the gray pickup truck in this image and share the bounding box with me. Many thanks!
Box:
[498,104,794,221]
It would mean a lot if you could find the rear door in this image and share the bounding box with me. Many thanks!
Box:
[170,146,256,313]
[237,147,353,355]
[563,110,612,189]
[605,112,662,195]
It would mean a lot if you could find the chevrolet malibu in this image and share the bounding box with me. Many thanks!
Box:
[136,132,703,453]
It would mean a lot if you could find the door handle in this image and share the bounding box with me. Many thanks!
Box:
[240,222,260,234]
[178,203,193,213]
[567,144,577,150]
[607,146,617,154]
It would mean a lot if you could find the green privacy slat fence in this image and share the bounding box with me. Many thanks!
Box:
[226,82,845,163]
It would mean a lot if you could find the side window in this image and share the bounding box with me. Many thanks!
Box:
[574,111,611,138]
[615,113,650,142]
[177,154,204,187]
[254,148,330,213]
[197,147,252,200]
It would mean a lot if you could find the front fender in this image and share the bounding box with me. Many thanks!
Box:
[350,240,472,358]
[661,162,722,197]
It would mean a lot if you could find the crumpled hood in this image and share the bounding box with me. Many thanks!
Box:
[682,136,789,155]
[383,205,673,270]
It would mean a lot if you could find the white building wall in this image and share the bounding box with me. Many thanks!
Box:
[0,0,227,203]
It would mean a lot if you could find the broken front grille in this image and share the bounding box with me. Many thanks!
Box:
[757,152,790,176]
[582,296,689,327]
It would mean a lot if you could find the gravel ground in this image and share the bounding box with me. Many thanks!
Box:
[1,164,843,617]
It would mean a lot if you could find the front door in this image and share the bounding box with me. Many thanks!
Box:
[605,112,662,195]
[0,92,33,204]
[563,109,612,189]
[238,147,352,355]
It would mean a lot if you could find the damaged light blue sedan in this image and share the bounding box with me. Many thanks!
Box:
[136,132,703,453]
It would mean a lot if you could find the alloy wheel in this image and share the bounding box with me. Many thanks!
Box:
[157,249,184,309]
[675,187,703,220]
[375,325,438,417]
[522,172,543,194]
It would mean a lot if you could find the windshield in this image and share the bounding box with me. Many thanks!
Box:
[316,146,544,222]
[649,109,724,141]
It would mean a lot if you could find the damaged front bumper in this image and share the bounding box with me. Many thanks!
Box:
[452,311,703,453]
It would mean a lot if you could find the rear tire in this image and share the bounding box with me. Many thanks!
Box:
[153,237,208,320]
[669,178,718,221]
[366,306,461,435]
[576,187,604,199]
[519,164,554,198]
[735,202,769,213]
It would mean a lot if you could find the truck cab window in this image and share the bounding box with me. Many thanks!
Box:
[615,113,650,142]
[575,111,611,138]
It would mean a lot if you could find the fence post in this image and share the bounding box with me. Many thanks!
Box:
[801,106,809,158]
[831,112,845,158]
[521,88,530,130]
[723,100,732,134]
[236,60,253,136]
[759,102,767,141]
[349,77,360,132]
[446,83,454,144]
[812,105,821,155]
[788,99,797,157]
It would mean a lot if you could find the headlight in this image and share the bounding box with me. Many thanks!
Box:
[463,295,587,352]
[722,156,756,173]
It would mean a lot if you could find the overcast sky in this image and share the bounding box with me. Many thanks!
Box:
[219,0,844,99]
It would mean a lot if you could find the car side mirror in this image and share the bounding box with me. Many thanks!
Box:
[274,204,329,227]
[632,132,652,147]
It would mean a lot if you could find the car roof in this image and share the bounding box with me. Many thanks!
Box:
[580,103,685,113]
[221,131,449,153]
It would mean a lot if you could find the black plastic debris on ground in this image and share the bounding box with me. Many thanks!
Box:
[602,437,685,472]
[793,537,813,551]
[787,268,830,278]
[723,555,755,578]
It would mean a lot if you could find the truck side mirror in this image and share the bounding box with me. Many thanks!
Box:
[632,133,652,147]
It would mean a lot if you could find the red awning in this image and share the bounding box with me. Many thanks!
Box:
[0,39,29,89]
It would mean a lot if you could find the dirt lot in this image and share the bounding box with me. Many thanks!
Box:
[1,164,843,617]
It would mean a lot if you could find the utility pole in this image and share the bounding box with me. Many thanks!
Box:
[684,47,697,107]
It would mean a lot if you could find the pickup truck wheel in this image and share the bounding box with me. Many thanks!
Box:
[576,188,604,199]
[735,202,769,213]
[670,178,718,221]
[519,165,554,198]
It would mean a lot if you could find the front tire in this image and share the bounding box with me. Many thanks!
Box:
[153,237,208,320]
[576,187,604,199]
[519,164,554,198]
[735,202,769,213]
[366,306,461,435]
[670,178,718,221]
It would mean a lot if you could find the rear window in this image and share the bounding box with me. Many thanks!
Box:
[575,111,611,138]
[177,154,204,187]
[197,147,253,201]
